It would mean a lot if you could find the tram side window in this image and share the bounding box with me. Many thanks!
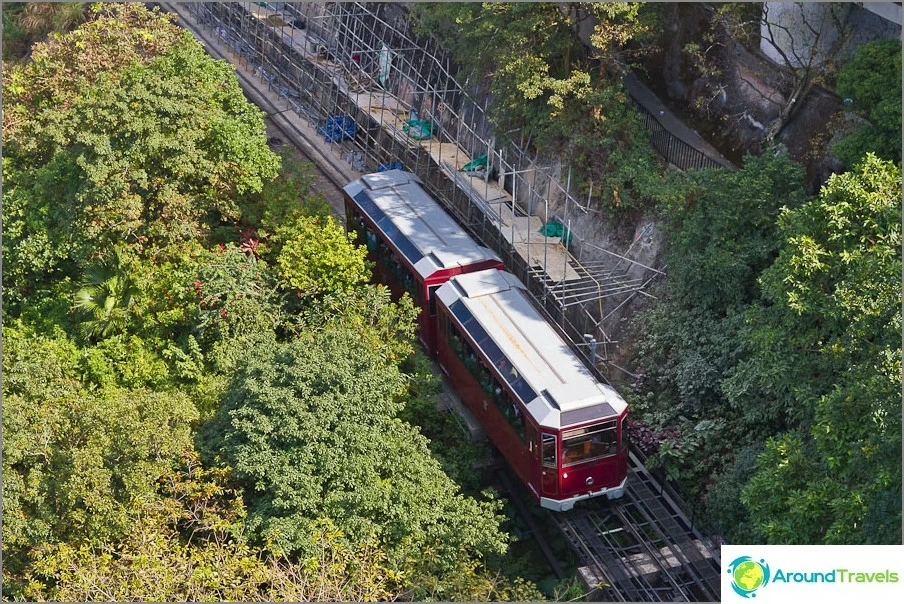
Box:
[370,230,415,296]
[365,222,379,254]
[351,211,367,245]
[561,420,618,467]
[490,374,525,441]
[448,321,465,356]
[449,322,480,375]
[447,322,524,439]
[542,434,557,468]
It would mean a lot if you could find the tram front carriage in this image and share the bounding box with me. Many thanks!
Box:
[435,269,628,510]
[342,170,503,353]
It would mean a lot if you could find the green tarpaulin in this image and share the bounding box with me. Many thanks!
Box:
[403,119,433,140]
[541,220,573,245]
[460,154,488,173]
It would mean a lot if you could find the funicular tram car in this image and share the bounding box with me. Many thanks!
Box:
[343,170,629,510]
[435,269,628,511]
[343,170,504,351]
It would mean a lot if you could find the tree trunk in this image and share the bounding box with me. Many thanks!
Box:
[661,3,686,100]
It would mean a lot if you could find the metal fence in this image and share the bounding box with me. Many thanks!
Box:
[634,103,732,171]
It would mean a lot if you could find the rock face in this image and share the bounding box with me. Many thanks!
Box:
[638,2,898,188]
[759,3,853,68]
[761,2,901,67]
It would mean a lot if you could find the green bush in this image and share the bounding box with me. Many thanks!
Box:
[833,39,902,166]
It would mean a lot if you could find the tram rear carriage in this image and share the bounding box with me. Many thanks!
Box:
[435,269,628,511]
[342,170,504,353]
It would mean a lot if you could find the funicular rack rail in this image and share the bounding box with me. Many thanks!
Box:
[163,4,725,600]
[555,452,723,602]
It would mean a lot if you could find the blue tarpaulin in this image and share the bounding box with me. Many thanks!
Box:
[378,162,403,172]
[319,116,357,143]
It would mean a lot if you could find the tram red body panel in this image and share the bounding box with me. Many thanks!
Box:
[435,326,536,488]
[343,171,629,511]
[435,270,629,510]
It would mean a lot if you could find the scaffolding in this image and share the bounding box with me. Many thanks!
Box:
[184,2,665,379]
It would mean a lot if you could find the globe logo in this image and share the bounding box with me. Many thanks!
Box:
[727,556,770,598]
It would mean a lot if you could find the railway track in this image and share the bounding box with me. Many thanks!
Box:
[161,4,725,600]
[554,452,722,601]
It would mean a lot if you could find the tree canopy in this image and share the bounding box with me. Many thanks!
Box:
[200,329,509,571]
[833,39,902,167]
[22,453,403,602]
[2,325,198,575]
[2,3,279,309]
[2,7,541,599]
[276,216,370,297]
[632,152,901,545]
[736,155,902,543]
[633,153,808,434]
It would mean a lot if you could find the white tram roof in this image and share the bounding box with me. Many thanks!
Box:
[343,170,500,279]
[436,269,628,430]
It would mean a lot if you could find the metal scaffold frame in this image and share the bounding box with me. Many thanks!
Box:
[186,1,665,379]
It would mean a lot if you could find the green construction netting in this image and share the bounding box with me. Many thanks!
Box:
[541,220,573,245]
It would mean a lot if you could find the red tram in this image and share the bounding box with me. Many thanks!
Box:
[343,170,504,351]
[435,270,627,510]
[343,170,628,510]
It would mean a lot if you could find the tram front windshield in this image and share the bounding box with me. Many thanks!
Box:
[561,420,618,467]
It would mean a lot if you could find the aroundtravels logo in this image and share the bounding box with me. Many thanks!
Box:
[722,545,904,603]
[727,556,771,598]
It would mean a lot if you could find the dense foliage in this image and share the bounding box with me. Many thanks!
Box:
[199,331,515,595]
[833,39,902,167]
[633,153,901,544]
[630,153,809,482]
[736,156,901,543]
[411,2,669,210]
[22,454,403,601]
[1,5,541,601]
[1,2,89,62]
[2,3,279,312]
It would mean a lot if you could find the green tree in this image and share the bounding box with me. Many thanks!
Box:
[237,149,332,259]
[1,325,199,580]
[190,244,282,347]
[200,329,509,580]
[20,453,403,602]
[276,216,369,298]
[71,249,138,342]
[833,39,902,166]
[299,284,418,365]
[2,3,280,309]
[78,334,171,392]
[634,153,808,431]
[734,155,902,543]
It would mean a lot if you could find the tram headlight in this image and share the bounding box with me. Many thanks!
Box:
[585,476,594,486]
[562,472,568,479]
